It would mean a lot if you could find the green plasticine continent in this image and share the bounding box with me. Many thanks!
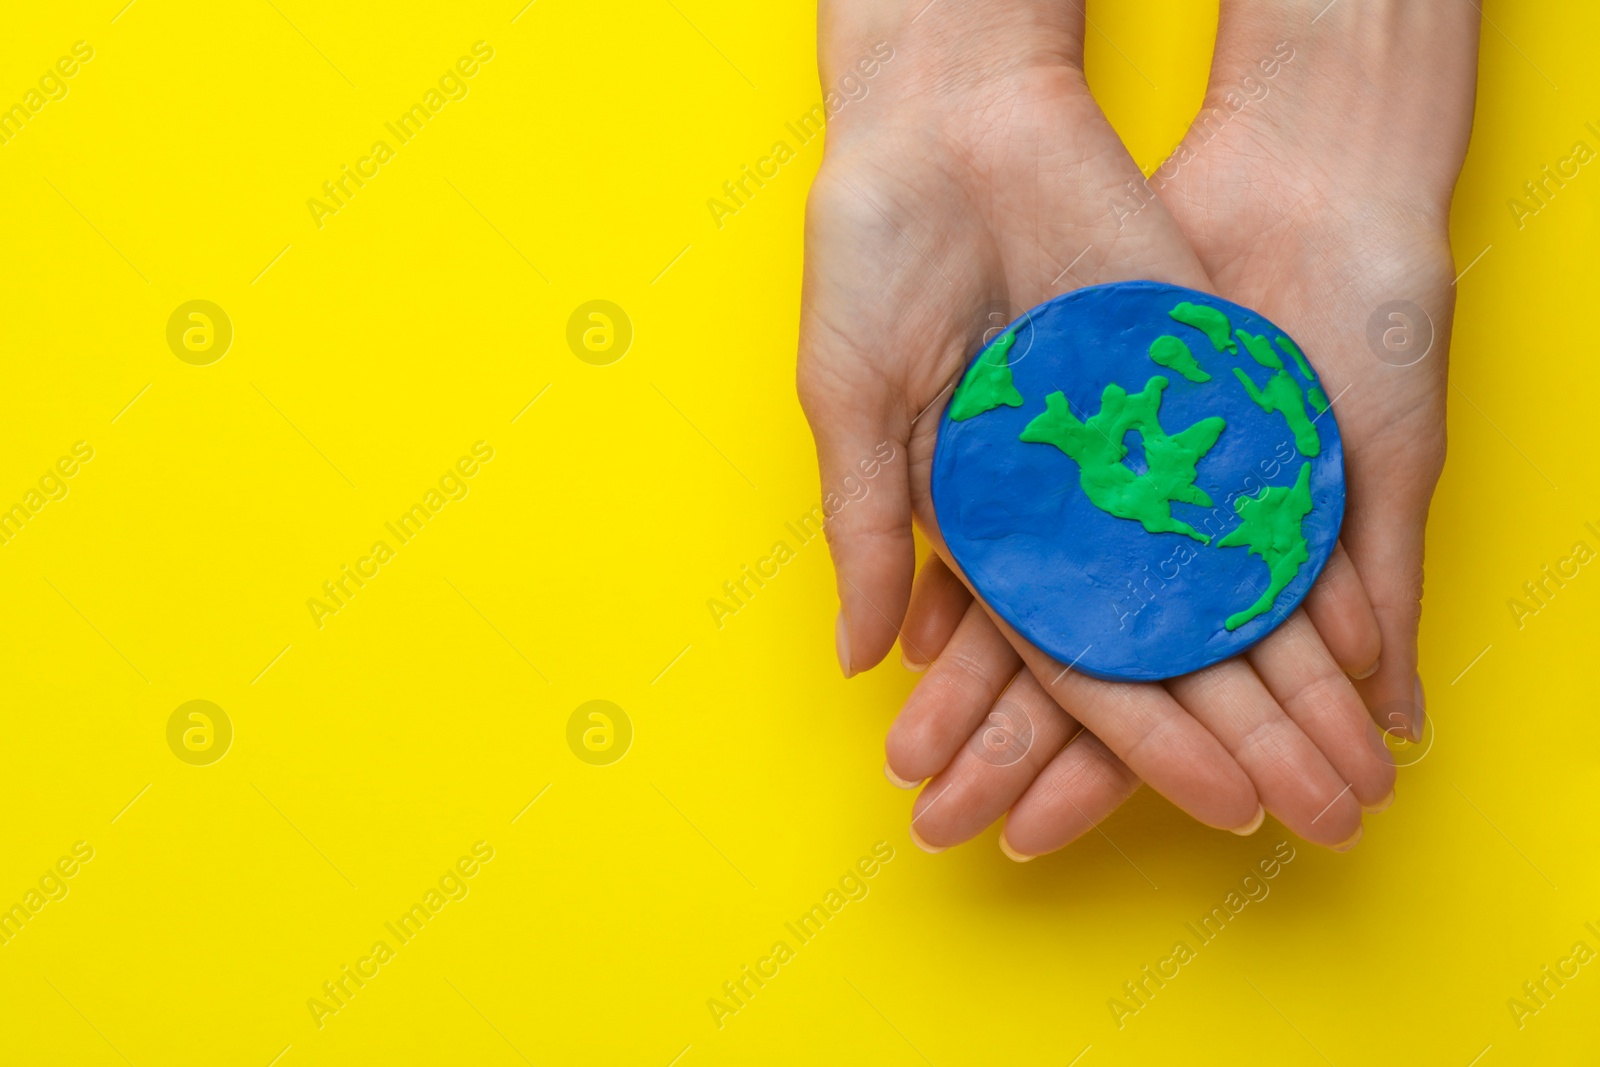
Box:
[1233,329,1321,458]
[1217,461,1315,631]
[1020,376,1226,545]
[1275,335,1316,381]
[1169,302,1237,354]
[1149,335,1211,383]
[949,329,1025,421]
[1237,329,1284,370]
[1273,335,1329,412]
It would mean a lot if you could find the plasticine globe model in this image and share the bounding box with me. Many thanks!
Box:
[931,281,1345,682]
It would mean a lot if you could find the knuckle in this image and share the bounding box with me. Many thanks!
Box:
[1037,748,1130,815]
[1119,714,1183,775]
[1283,670,1359,722]
[1234,717,1302,777]
[933,642,1006,696]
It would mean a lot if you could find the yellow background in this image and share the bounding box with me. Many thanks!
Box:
[0,1,1595,1063]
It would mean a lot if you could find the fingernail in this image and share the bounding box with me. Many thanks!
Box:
[1412,674,1426,741]
[1331,825,1363,852]
[1230,804,1265,836]
[908,825,946,854]
[884,762,921,790]
[1362,789,1395,814]
[1351,658,1380,680]
[900,650,928,673]
[999,836,1036,863]
[836,610,854,678]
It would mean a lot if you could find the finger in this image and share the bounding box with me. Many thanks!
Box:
[885,600,1020,787]
[908,669,1075,850]
[795,361,914,679]
[1245,609,1396,811]
[1166,660,1363,849]
[1001,732,1143,860]
[1302,541,1382,679]
[1345,489,1430,744]
[972,599,1261,832]
[899,554,974,671]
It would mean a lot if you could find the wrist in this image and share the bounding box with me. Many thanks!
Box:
[819,0,1082,74]
[1215,0,1479,98]
[1202,1,1479,211]
[816,1,1090,149]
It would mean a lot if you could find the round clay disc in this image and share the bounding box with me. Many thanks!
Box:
[930,281,1346,682]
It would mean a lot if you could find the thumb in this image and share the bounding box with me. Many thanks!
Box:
[1345,470,1435,744]
[799,377,915,677]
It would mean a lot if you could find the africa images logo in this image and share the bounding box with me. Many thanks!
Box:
[306,42,496,229]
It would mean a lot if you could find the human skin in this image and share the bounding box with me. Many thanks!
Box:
[877,0,1480,858]
[796,1,1445,850]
